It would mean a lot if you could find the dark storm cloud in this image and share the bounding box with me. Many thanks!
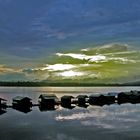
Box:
[0,0,140,65]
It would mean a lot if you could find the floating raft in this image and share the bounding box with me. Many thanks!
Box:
[0,98,7,108]
[0,90,140,114]
[38,94,59,111]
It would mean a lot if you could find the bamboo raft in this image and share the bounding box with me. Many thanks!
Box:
[0,90,140,114]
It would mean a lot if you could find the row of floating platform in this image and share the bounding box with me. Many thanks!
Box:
[0,90,140,114]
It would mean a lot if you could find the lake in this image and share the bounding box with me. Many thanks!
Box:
[0,86,140,140]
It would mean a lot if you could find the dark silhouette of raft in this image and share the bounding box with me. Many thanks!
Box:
[76,95,89,108]
[12,96,32,107]
[12,96,32,113]
[38,94,59,111]
[13,106,32,113]
[0,109,6,115]
[89,94,115,106]
[0,98,7,115]
[0,90,140,114]
[118,90,140,104]
[61,95,75,109]
[0,98,7,108]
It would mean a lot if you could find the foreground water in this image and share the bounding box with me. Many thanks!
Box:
[0,86,140,140]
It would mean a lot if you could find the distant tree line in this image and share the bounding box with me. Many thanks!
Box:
[0,81,139,87]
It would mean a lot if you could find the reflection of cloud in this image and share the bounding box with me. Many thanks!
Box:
[55,110,106,121]
[81,120,115,129]
[55,105,140,129]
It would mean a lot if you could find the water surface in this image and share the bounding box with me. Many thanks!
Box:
[0,86,140,140]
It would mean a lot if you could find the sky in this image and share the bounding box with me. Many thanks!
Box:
[0,0,140,82]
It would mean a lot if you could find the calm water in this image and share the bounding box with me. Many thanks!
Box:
[0,86,140,140]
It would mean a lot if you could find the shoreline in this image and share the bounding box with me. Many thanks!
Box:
[0,81,140,87]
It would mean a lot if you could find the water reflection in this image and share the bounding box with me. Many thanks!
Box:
[55,104,140,130]
[39,105,56,111]
[0,98,7,115]
[0,109,6,115]
[12,106,32,113]
[0,87,140,140]
[1,97,140,114]
[77,104,89,108]
[61,104,76,109]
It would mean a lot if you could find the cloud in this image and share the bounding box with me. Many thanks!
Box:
[0,72,29,81]
[56,53,106,62]
[42,64,76,71]
[0,43,139,82]
[56,52,134,64]
[57,70,84,77]
[0,65,20,74]
[22,63,101,80]
[0,65,30,81]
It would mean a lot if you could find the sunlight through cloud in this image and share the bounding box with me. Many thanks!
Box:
[58,70,84,77]
[42,64,76,71]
